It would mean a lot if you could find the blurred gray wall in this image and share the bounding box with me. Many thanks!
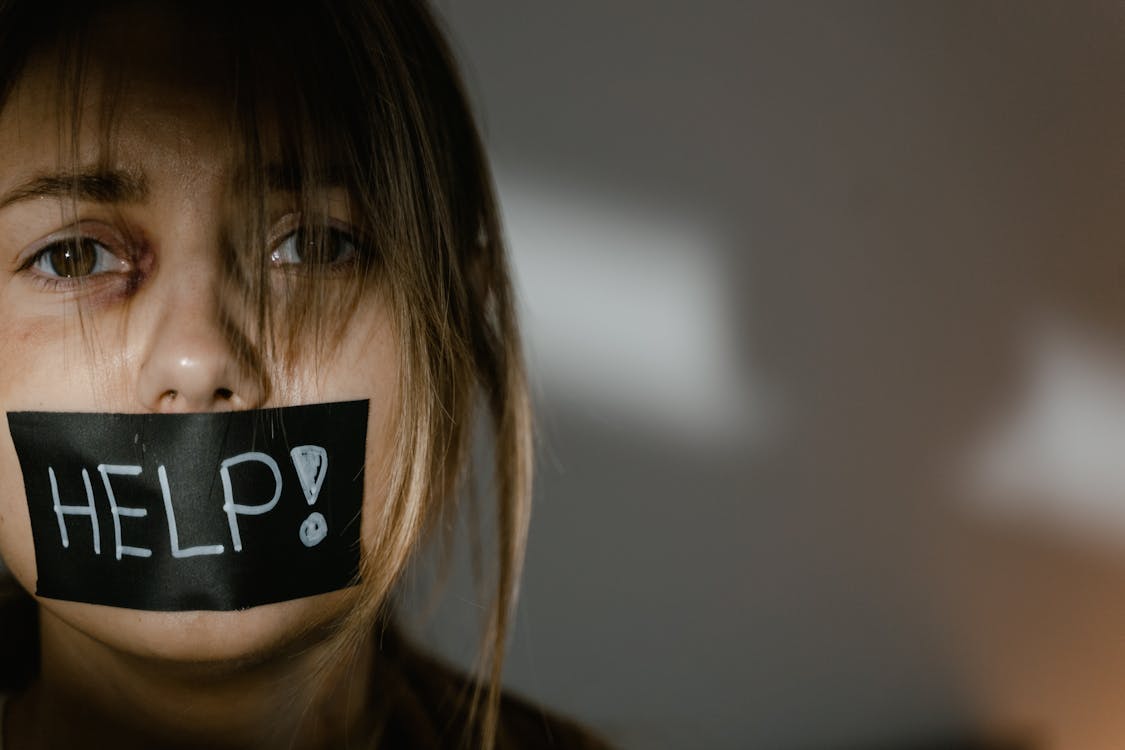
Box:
[414,3,1125,749]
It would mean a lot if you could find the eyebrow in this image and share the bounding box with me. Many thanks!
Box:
[0,163,347,211]
[0,169,149,210]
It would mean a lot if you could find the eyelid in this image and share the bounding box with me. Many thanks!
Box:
[17,220,135,270]
[266,211,357,248]
[16,221,141,300]
[266,212,303,249]
[266,212,364,267]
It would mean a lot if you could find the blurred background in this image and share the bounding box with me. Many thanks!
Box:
[405,2,1125,749]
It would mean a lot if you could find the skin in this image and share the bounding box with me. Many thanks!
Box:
[0,38,400,750]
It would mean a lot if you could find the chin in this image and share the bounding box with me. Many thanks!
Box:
[36,587,358,666]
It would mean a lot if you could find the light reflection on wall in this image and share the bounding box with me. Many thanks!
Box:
[496,171,773,447]
[965,318,1125,548]
[433,1,1125,748]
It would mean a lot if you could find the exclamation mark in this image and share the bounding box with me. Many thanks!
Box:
[291,445,329,547]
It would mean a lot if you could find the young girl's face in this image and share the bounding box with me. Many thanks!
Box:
[0,49,399,661]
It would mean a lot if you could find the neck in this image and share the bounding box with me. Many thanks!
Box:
[8,607,374,750]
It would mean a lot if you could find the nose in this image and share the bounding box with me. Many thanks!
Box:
[136,289,264,414]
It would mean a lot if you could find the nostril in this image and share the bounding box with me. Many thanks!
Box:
[215,388,234,401]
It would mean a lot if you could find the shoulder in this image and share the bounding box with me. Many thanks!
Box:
[373,625,611,749]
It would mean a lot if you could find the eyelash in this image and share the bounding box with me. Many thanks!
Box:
[268,225,361,273]
[20,229,136,293]
[21,223,361,291]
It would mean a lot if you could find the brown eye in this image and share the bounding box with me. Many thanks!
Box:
[34,237,107,278]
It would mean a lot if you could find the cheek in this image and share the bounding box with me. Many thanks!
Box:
[0,317,51,394]
[324,312,402,556]
[0,420,36,593]
[0,311,131,410]
[0,312,130,593]
[0,317,63,589]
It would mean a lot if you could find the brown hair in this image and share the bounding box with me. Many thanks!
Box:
[0,1,533,747]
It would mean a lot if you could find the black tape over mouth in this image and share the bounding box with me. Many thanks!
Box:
[7,400,368,611]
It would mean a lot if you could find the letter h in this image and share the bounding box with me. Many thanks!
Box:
[48,466,101,554]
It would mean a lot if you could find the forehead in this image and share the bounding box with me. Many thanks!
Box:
[0,3,385,229]
[0,52,242,197]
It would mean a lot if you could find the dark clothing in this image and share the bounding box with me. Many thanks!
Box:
[367,625,610,749]
[0,590,608,749]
